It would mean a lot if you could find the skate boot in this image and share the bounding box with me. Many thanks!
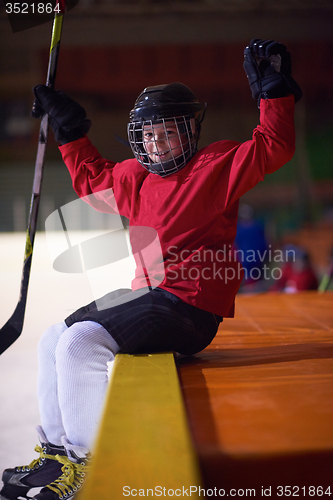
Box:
[32,437,91,500]
[0,426,66,500]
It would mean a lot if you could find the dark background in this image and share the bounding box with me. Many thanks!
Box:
[1,0,333,276]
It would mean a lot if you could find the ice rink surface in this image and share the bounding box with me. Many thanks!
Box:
[0,231,134,476]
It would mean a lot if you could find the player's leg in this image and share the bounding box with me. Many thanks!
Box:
[0,322,69,500]
[73,287,222,356]
[54,320,120,449]
[30,321,119,500]
[37,321,69,445]
[1,320,119,500]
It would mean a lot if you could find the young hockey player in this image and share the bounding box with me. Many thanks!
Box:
[1,39,301,500]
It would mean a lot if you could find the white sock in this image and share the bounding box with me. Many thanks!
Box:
[37,320,120,449]
[37,321,68,446]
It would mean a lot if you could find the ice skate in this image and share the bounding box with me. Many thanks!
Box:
[0,426,65,500]
[31,437,90,500]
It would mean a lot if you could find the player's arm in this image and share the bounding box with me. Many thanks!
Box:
[31,85,125,214]
[240,38,301,176]
[32,84,91,144]
[217,39,301,208]
[243,38,302,106]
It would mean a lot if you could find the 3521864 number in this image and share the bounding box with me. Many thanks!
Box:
[277,486,332,496]
[5,3,62,14]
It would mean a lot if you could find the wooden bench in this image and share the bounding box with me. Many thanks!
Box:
[78,292,333,498]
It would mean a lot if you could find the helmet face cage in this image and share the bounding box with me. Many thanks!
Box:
[127,115,197,177]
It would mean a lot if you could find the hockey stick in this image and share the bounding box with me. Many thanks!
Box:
[0,1,66,355]
[318,256,333,293]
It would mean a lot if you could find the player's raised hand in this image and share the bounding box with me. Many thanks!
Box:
[243,38,302,105]
[32,85,91,144]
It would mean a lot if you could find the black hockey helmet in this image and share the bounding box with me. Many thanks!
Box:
[127,83,205,177]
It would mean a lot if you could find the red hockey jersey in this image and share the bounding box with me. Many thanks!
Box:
[60,96,295,317]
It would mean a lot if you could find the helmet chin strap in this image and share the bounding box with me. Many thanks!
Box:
[147,148,194,177]
[148,159,175,176]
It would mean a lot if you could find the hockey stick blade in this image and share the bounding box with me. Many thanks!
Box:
[0,253,32,354]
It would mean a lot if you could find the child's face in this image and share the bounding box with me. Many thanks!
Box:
[143,122,187,164]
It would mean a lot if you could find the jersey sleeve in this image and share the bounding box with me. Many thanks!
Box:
[59,136,132,217]
[213,95,296,210]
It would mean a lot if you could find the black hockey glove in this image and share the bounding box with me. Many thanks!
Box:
[243,39,302,106]
[31,85,91,145]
